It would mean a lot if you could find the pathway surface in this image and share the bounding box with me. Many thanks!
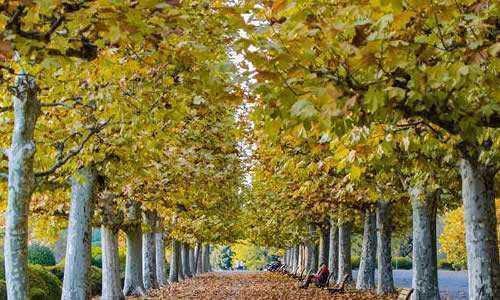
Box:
[394,270,468,300]
[149,272,396,299]
[351,269,468,299]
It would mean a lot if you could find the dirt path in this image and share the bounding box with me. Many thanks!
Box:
[147,272,397,299]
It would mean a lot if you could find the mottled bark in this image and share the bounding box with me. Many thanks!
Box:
[4,73,40,300]
[189,247,196,275]
[142,210,158,290]
[318,224,330,266]
[62,167,98,300]
[169,239,181,283]
[357,210,377,290]
[293,245,300,271]
[338,221,352,283]
[123,203,145,296]
[101,225,124,300]
[460,159,499,299]
[182,243,192,278]
[376,201,395,294]
[298,244,304,271]
[305,224,318,272]
[195,243,202,274]
[202,245,210,273]
[410,187,439,300]
[155,232,166,286]
[328,220,339,282]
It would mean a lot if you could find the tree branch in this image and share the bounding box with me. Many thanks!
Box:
[0,148,9,158]
[35,119,110,177]
[40,97,91,109]
[0,105,13,112]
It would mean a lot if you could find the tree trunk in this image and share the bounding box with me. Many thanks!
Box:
[410,187,439,300]
[412,192,439,297]
[293,245,299,271]
[305,224,318,272]
[357,210,377,290]
[328,220,339,282]
[142,210,158,290]
[101,225,124,300]
[123,203,145,296]
[338,220,352,283]
[189,247,196,275]
[376,201,395,294]
[460,158,499,299]
[298,244,303,270]
[62,167,97,300]
[169,239,181,283]
[155,231,166,286]
[318,224,330,266]
[4,73,40,300]
[182,243,192,278]
[202,245,210,272]
[195,243,202,274]
[178,242,185,280]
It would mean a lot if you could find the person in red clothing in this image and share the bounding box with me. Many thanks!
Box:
[299,263,330,289]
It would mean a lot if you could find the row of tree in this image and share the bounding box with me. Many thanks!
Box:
[240,0,498,299]
[0,1,248,299]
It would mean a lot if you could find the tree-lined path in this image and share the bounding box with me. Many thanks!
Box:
[0,0,498,299]
[148,272,394,300]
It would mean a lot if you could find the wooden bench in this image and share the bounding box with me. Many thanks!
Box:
[397,288,414,300]
[325,274,350,294]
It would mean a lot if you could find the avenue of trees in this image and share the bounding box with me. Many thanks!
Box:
[0,0,498,300]
[239,1,498,300]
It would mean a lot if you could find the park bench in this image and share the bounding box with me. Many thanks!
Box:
[325,274,350,294]
[397,288,414,300]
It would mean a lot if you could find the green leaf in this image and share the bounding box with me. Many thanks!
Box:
[290,99,318,118]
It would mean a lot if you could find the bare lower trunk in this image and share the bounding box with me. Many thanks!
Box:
[179,243,186,280]
[328,220,339,282]
[182,243,192,278]
[4,73,39,300]
[298,244,304,271]
[376,201,395,294]
[155,232,166,286]
[460,159,499,299]
[338,221,352,283]
[101,225,124,300]
[293,245,299,271]
[142,210,158,290]
[305,224,318,272]
[202,245,210,273]
[123,202,145,296]
[300,244,307,272]
[318,224,330,266]
[410,187,439,300]
[168,239,181,283]
[123,222,145,296]
[357,210,377,290]
[189,247,196,275]
[62,167,97,300]
[195,243,202,274]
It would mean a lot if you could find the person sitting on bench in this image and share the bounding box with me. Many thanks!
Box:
[299,263,329,288]
[268,260,282,271]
